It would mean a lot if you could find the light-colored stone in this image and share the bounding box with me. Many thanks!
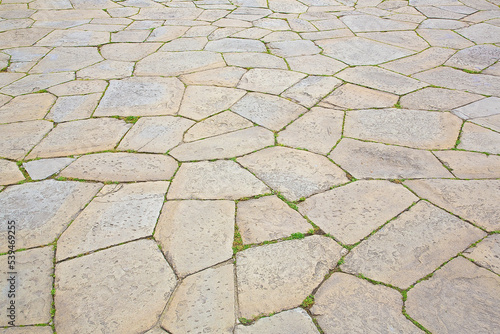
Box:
[100,42,160,61]
[155,200,234,276]
[1,72,74,96]
[94,77,184,117]
[472,114,500,132]
[456,22,500,44]
[184,111,253,142]
[0,120,53,160]
[180,67,247,87]
[167,160,269,200]
[464,234,500,274]
[55,240,177,334]
[27,118,130,159]
[0,28,52,49]
[0,73,25,90]
[224,52,287,69]
[458,122,500,154]
[238,146,349,201]
[286,54,347,75]
[36,30,109,46]
[0,93,55,123]
[453,97,500,119]
[445,44,500,71]
[162,264,236,333]
[23,157,75,180]
[48,80,107,96]
[136,51,225,76]
[381,47,456,75]
[57,182,168,260]
[358,31,428,52]
[238,68,306,95]
[30,47,102,73]
[235,308,319,334]
[111,30,149,42]
[282,76,342,108]
[341,14,417,32]
[299,180,417,245]
[77,60,134,80]
[237,236,342,318]
[268,40,321,57]
[321,83,398,109]
[406,257,500,334]
[147,25,189,42]
[0,159,24,185]
[434,150,500,178]
[417,29,474,49]
[400,87,483,110]
[46,93,101,122]
[205,37,266,52]
[0,327,53,334]
[330,138,452,179]
[0,180,101,252]
[4,47,50,62]
[159,37,208,51]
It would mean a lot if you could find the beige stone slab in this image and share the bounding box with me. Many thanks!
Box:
[342,201,486,288]
[111,30,149,42]
[0,93,55,123]
[236,236,342,318]
[159,37,208,51]
[147,25,189,42]
[268,40,321,57]
[0,73,25,89]
[77,60,134,80]
[417,29,474,49]
[46,93,101,122]
[458,122,500,154]
[31,9,109,21]
[238,146,349,201]
[472,114,500,132]
[406,257,500,333]
[48,80,108,96]
[184,110,253,142]
[167,160,269,200]
[286,54,347,75]
[36,30,110,46]
[238,69,306,95]
[381,47,455,75]
[0,159,24,185]
[434,150,500,178]
[27,118,130,159]
[456,22,500,44]
[57,182,168,260]
[262,31,301,42]
[55,240,177,334]
[311,273,420,334]
[100,42,160,61]
[235,308,319,334]
[179,67,247,87]
[0,120,53,160]
[464,234,500,275]
[299,180,418,245]
[0,28,52,49]
[321,83,398,110]
[135,51,225,76]
[445,44,500,72]
[224,52,286,69]
[1,72,75,96]
[0,327,53,334]
[400,87,483,110]
[282,76,342,108]
[23,157,75,180]
[131,7,203,20]
[30,47,103,74]
[358,31,428,52]
[341,14,417,32]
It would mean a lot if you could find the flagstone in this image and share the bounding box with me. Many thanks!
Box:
[100,43,160,61]
[231,27,271,39]
[236,236,342,318]
[1,72,74,96]
[235,308,319,334]
[107,6,139,17]
[472,114,500,132]
[417,29,474,49]
[288,18,317,32]
[132,7,203,20]
[76,60,134,80]
[444,44,500,71]
[453,97,500,119]
[184,111,253,142]
[0,120,53,160]
[458,122,500,154]
[146,25,188,42]
[180,67,247,87]
[340,14,417,32]
[321,83,398,110]
[415,5,467,19]
[4,47,50,63]
[0,93,55,123]
[357,31,428,52]
[238,68,306,95]
[0,18,32,31]
[381,47,455,75]
[46,93,101,122]
[456,23,500,44]
[57,182,168,260]
[185,25,218,37]
[36,29,109,46]
[159,37,208,51]
[282,76,342,108]
[23,157,75,180]
[439,150,500,178]
[0,73,24,90]
[214,18,252,28]
[483,61,500,76]
[209,27,245,40]
[254,18,290,30]
[286,54,347,75]
[224,52,287,69]
[135,51,225,76]
[111,29,150,42]
[268,40,321,57]
[0,28,52,48]
[400,87,483,110]
[420,18,468,29]
[31,9,108,21]
[205,37,266,52]
[48,79,107,96]
[262,31,302,42]
[464,234,500,274]
[0,159,24,185]
[0,327,53,333]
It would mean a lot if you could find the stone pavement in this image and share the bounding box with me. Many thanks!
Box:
[0,0,499,332]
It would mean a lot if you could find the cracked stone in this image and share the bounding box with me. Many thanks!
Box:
[434,150,500,178]
[136,51,225,76]
[464,234,500,275]
[0,93,56,123]
[184,111,253,142]
[321,84,398,109]
[235,308,319,334]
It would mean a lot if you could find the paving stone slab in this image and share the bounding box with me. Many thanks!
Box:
[472,113,500,132]
[205,37,266,52]
[453,97,500,119]
[100,42,160,61]
[445,44,500,71]
[131,7,203,20]
[417,29,474,49]
[381,47,455,75]
[286,54,347,75]
[23,157,75,180]
[268,40,321,57]
[184,111,253,142]
[47,93,101,122]
[0,327,53,334]
[48,79,108,96]
[321,83,398,110]
[136,51,225,76]
[458,122,500,154]
[236,236,342,318]
[77,60,134,80]
[30,47,102,73]
[36,29,109,46]
[224,52,287,69]
[147,25,189,42]
[340,14,417,32]
[55,239,177,334]
[0,72,75,96]
[400,87,483,110]
[434,150,500,179]
[155,200,234,276]
[357,31,428,52]
[159,37,208,51]
[282,76,342,108]
[406,257,500,334]
[235,308,319,334]
[456,22,500,44]
[180,67,247,87]
[0,28,52,49]
[0,120,53,160]
[464,234,500,274]
[0,93,55,124]
[238,68,306,95]
[0,159,24,185]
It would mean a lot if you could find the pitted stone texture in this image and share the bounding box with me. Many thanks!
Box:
[231,93,307,131]
[321,84,398,110]
[445,44,500,72]
[381,47,456,76]
[224,52,287,69]
[344,109,462,149]
[57,182,168,261]
[286,54,347,75]
[464,234,500,275]
[77,60,134,80]
[36,30,109,46]
[434,150,500,179]
[23,157,75,180]
[27,118,130,159]
[136,51,225,76]
[330,138,452,179]
[268,40,321,57]
[0,93,55,123]
[311,273,420,334]
[0,328,52,334]
[237,196,311,244]
[94,77,184,117]
[48,80,107,96]
[100,43,161,61]
[205,38,266,52]
[178,85,246,120]
[406,257,500,334]
[118,116,194,153]
[55,240,177,334]
[453,97,500,120]
[170,127,274,161]
[404,179,500,232]
[282,76,342,108]
[180,67,247,87]
[239,147,349,201]
[357,31,428,52]
[342,201,486,289]
[0,120,53,160]
[0,180,101,252]
[46,93,101,122]
[184,111,253,142]
[278,107,343,155]
[458,122,500,154]
[340,14,417,32]
[238,69,306,95]
[162,264,236,333]
[60,152,178,182]
[456,22,500,44]
[417,29,473,49]
[30,47,102,73]
[155,200,234,277]
[234,308,319,334]
[299,181,417,245]
[0,159,24,185]
[400,88,483,111]
[237,236,342,318]
[168,160,269,200]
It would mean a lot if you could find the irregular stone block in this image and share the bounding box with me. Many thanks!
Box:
[235,308,319,334]
[0,120,53,160]
[135,51,225,76]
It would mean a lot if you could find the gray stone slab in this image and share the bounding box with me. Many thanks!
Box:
[400,87,483,110]
[453,97,500,119]
[48,80,107,96]
[464,234,500,275]
[472,114,500,132]
[445,44,500,71]
[46,93,101,122]
[23,157,75,180]
[76,60,134,80]
[456,22,500,44]
[458,122,500,154]
[184,111,253,142]
[434,150,500,178]
[235,308,319,334]
[100,42,161,61]
[0,120,53,160]
[417,29,474,49]
[36,29,109,46]
[136,51,225,76]
[357,31,428,52]
[205,38,266,52]
[224,52,287,69]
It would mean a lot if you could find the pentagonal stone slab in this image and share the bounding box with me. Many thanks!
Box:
[0,159,24,185]
[30,47,102,73]
[321,84,398,110]
[0,93,56,123]
[406,257,500,333]
[330,138,452,179]
[0,120,53,160]
[162,264,236,333]
[0,247,53,326]
[94,77,185,117]
[458,122,500,154]
[23,157,75,180]
[55,239,177,334]
[57,182,169,261]
[234,308,319,334]
[464,234,500,275]
[27,118,130,159]
[0,180,102,252]
[60,152,178,182]
[434,150,500,178]
[311,273,420,334]
[155,200,234,277]
[299,181,418,245]
[238,146,349,201]
[135,51,225,76]
[237,236,342,318]
[342,201,486,289]
[237,68,306,95]
[167,160,269,200]
[399,87,483,111]
[46,93,101,122]
[184,111,253,142]
[404,179,500,231]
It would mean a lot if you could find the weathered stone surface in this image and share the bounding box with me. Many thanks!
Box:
[184,111,253,142]
[312,273,420,334]
[170,126,274,161]
[340,14,417,32]
[299,180,417,245]
[162,264,236,333]
[155,200,234,276]
[458,122,500,154]
[94,77,184,117]
[472,113,500,132]
[0,93,54,123]
[0,159,24,185]
[357,31,428,52]
[0,28,52,49]
[159,37,208,51]
[224,52,287,69]
[205,38,266,52]
[30,47,102,73]
[48,80,107,96]
[434,150,500,178]
[237,196,310,244]
[456,22,500,44]
[344,108,462,149]
[404,179,500,231]
[238,68,306,95]
[1,72,74,96]
[282,76,342,108]
[453,97,500,119]
[286,54,346,75]
[445,44,500,71]
[0,180,101,252]
[268,40,321,57]
[100,42,160,61]
[231,92,307,131]
[55,239,177,334]
[147,25,189,42]
[23,157,75,180]
[167,160,269,200]
[60,152,178,182]
[0,247,53,326]
[417,29,474,49]
[0,120,53,160]
[46,93,101,122]
[406,257,500,333]
[321,84,398,109]
[381,47,455,75]
[180,67,247,87]
[237,236,342,318]
[400,87,483,110]
[179,85,246,120]
[77,60,134,80]
[238,147,348,201]
[136,51,225,76]
[464,234,500,274]
[27,118,130,159]
[330,138,452,179]
[0,327,53,334]
[57,182,168,260]
[36,30,109,46]
[342,201,486,288]
[235,308,319,334]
